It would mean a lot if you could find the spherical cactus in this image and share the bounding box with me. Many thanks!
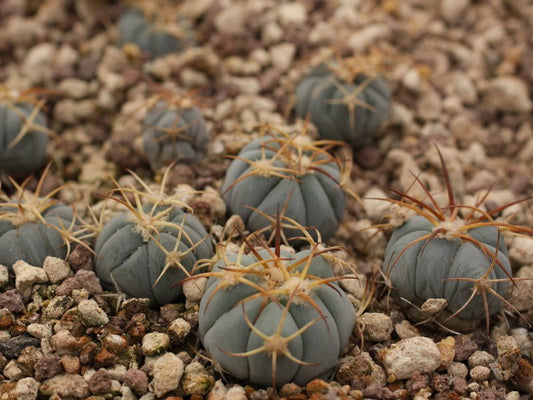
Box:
[0,100,49,177]
[220,127,346,242]
[94,178,214,307]
[197,243,355,387]
[0,176,79,271]
[117,7,194,58]
[380,148,532,332]
[295,64,391,149]
[143,101,209,170]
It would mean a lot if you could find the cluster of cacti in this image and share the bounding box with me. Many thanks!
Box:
[0,89,50,177]
[221,125,347,243]
[117,2,195,58]
[143,100,210,170]
[195,226,355,387]
[0,168,83,271]
[381,149,532,332]
[94,171,214,307]
[295,62,391,149]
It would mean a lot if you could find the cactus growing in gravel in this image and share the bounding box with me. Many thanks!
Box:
[117,2,195,58]
[0,166,85,272]
[295,61,391,149]
[94,170,213,307]
[0,88,51,177]
[380,148,533,332]
[221,125,351,243]
[193,221,356,387]
[143,99,209,170]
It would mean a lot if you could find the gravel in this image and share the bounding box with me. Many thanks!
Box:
[0,0,532,398]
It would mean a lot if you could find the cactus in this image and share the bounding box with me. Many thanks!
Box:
[194,222,355,387]
[380,148,532,332]
[0,89,51,177]
[221,125,350,243]
[0,166,85,271]
[143,100,209,170]
[295,62,390,149]
[117,2,195,58]
[94,170,213,307]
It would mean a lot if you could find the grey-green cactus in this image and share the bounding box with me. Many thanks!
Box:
[295,64,390,149]
[0,100,49,177]
[94,175,214,307]
[197,241,355,387]
[143,101,209,170]
[220,127,346,242]
[0,176,80,272]
[381,149,532,332]
[118,7,194,58]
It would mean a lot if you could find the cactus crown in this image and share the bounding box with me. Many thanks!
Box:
[377,147,533,332]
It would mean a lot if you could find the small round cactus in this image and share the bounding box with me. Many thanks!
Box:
[143,100,209,170]
[0,169,82,271]
[0,90,50,177]
[117,5,194,58]
[94,171,213,307]
[295,63,391,149]
[196,234,355,387]
[380,148,532,332]
[221,125,347,243]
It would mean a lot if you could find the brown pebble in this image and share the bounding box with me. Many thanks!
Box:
[305,379,330,396]
[124,368,148,395]
[34,354,64,381]
[93,348,119,368]
[79,341,98,364]
[0,308,13,329]
[0,289,25,313]
[67,244,94,271]
[279,382,302,397]
[88,369,112,395]
[61,354,81,374]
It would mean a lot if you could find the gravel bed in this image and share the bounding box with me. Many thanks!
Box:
[0,0,532,399]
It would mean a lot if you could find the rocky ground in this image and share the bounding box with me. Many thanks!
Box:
[1,0,533,398]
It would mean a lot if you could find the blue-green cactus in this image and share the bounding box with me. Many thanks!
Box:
[221,127,346,243]
[295,64,390,149]
[197,241,355,387]
[380,149,531,332]
[94,175,214,307]
[143,101,209,170]
[0,100,49,177]
[0,174,80,272]
[118,7,194,58]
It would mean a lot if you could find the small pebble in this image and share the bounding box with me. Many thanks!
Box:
[78,299,109,326]
[150,352,184,398]
[470,365,491,381]
[142,332,170,356]
[43,257,71,284]
[360,313,393,342]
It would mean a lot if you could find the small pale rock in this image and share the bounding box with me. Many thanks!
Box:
[43,257,71,283]
[57,78,91,99]
[60,354,80,374]
[348,24,391,53]
[402,69,421,92]
[40,373,89,398]
[27,323,52,339]
[23,43,57,84]
[261,22,283,46]
[440,0,470,23]
[0,265,9,288]
[44,296,74,319]
[360,313,393,342]
[74,270,103,294]
[150,352,184,397]
[420,298,448,315]
[394,320,420,339]
[225,385,247,400]
[142,332,170,356]
[78,299,109,327]
[437,337,456,368]
[470,365,491,381]
[509,238,533,266]
[88,369,111,395]
[363,187,391,221]
[278,2,307,26]
[13,260,49,300]
[168,318,191,341]
[417,89,442,120]
[4,359,26,380]
[483,77,532,113]
[13,377,39,400]
[380,337,441,380]
[468,351,495,368]
[181,361,215,395]
[448,362,468,379]
[214,3,246,35]
[269,43,296,72]
[183,278,206,302]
